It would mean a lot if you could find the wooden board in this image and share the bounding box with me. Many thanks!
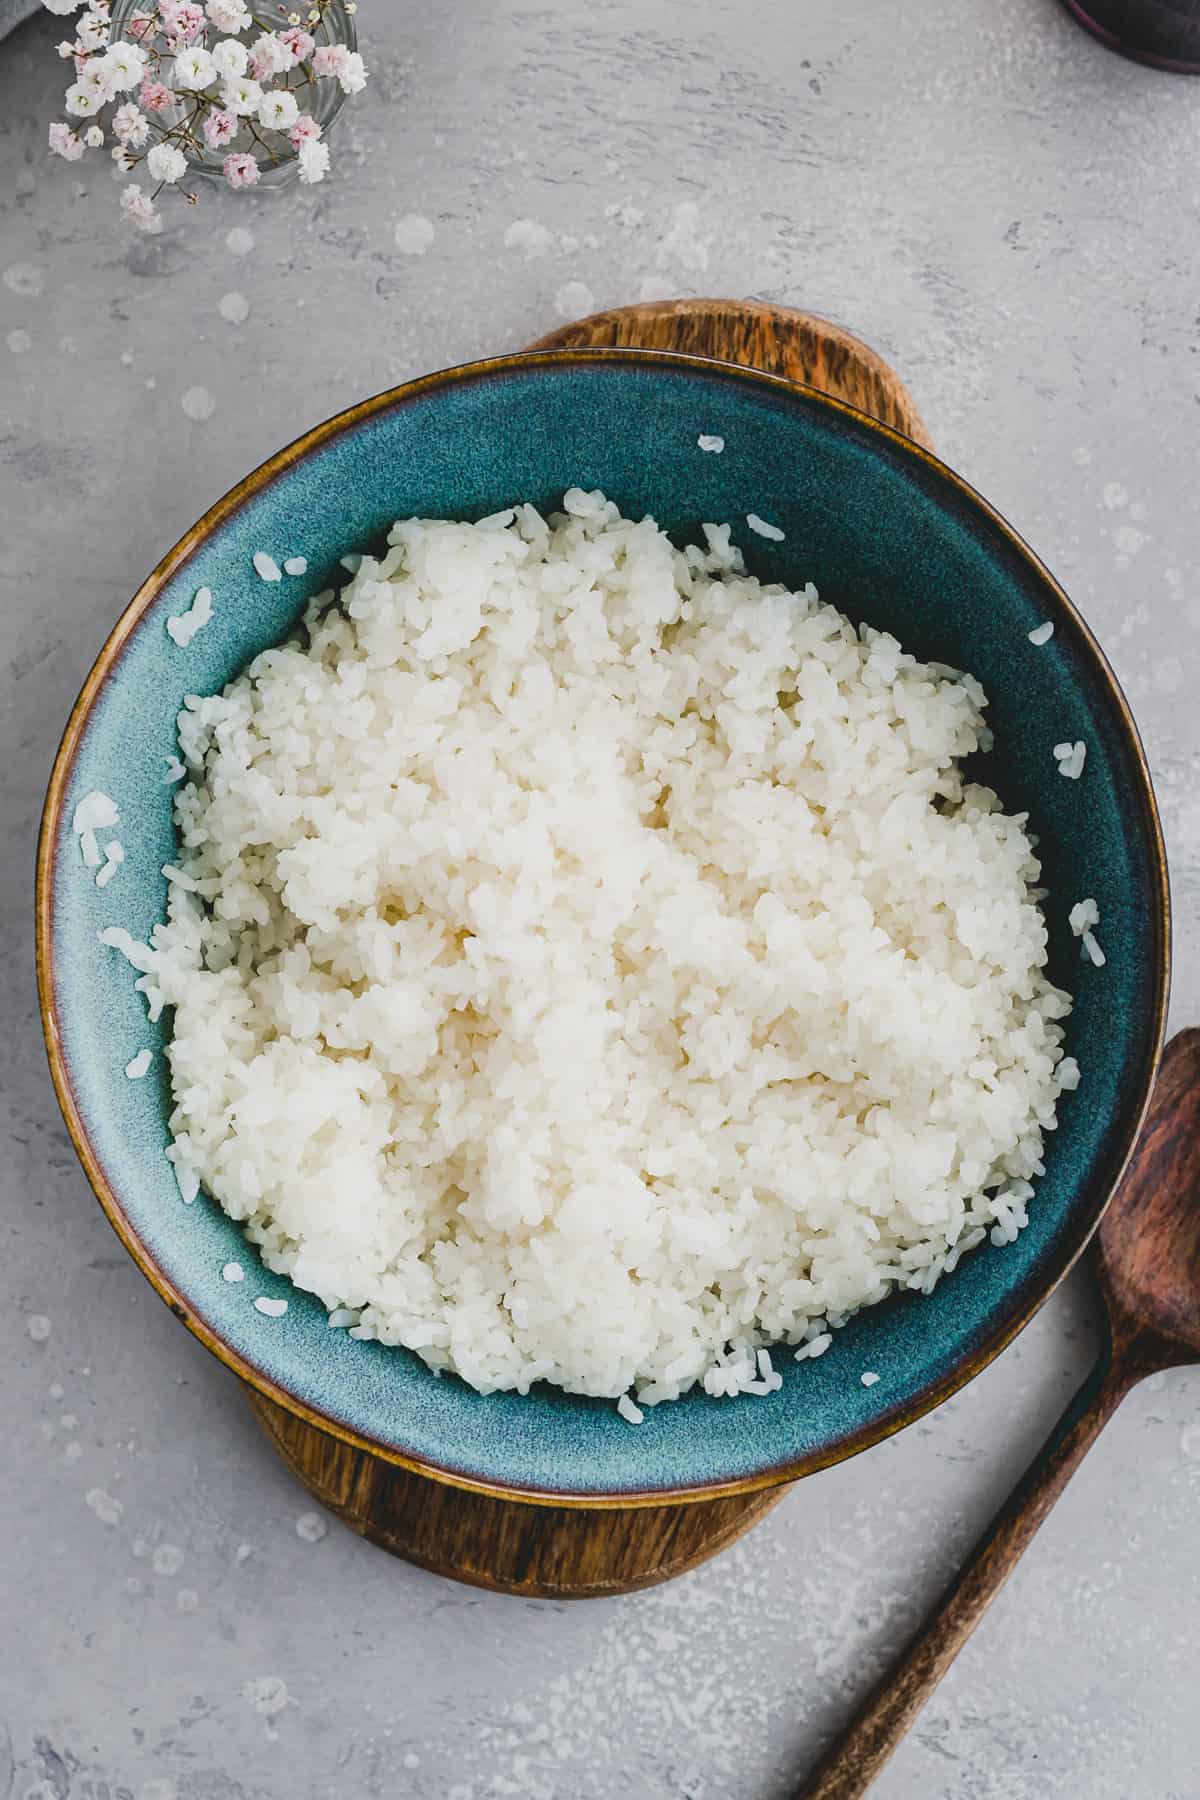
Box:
[529,296,933,448]
[245,297,932,1596]
[250,1389,785,1597]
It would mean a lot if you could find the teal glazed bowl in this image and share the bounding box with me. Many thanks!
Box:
[37,350,1170,1505]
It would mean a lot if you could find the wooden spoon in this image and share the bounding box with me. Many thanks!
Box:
[798,1026,1198,1800]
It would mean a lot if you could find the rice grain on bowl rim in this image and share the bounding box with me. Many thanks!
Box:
[100,490,1075,1417]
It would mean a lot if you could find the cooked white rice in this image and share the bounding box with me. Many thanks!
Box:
[108,491,1075,1405]
[166,585,213,649]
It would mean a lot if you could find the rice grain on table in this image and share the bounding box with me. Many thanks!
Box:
[106,492,1074,1407]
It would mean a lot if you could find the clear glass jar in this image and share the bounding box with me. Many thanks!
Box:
[107,1,358,190]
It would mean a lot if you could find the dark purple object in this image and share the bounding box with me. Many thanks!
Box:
[1061,0,1200,70]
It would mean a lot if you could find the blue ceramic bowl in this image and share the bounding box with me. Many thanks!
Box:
[37,350,1169,1504]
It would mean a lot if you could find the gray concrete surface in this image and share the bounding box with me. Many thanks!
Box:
[3,2,1199,1796]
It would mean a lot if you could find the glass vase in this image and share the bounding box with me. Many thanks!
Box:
[107,0,358,190]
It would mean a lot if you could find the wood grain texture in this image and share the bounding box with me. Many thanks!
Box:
[530,297,934,449]
[249,1388,784,1596]
[796,1029,1199,1799]
[242,298,931,1597]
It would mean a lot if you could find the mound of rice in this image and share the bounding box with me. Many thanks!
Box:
[124,491,1075,1406]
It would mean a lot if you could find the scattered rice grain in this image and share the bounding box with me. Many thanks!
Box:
[253,551,282,583]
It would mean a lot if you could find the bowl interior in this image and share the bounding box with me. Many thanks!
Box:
[42,352,1166,1501]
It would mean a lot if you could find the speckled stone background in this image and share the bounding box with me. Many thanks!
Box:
[3,2,1199,1797]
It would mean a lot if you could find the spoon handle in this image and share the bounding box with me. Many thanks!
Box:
[796,1351,1135,1799]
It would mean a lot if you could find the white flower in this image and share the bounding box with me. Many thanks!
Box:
[98,39,147,90]
[56,38,78,56]
[78,59,113,94]
[84,124,104,146]
[48,121,86,160]
[310,43,347,78]
[112,100,149,145]
[111,142,135,169]
[210,36,248,80]
[120,181,160,231]
[337,50,367,94]
[257,88,299,130]
[173,45,217,89]
[205,0,250,28]
[221,74,262,115]
[41,0,83,15]
[65,78,106,115]
[76,11,109,48]
[146,140,187,183]
[297,137,329,183]
[249,31,289,76]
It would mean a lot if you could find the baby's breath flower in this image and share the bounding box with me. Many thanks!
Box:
[84,123,104,146]
[297,137,329,183]
[210,36,248,80]
[202,107,237,148]
[80,58,114,94]
[138,76,173,112]
[173,44,217,89]
[289,111,321,146]
[337,50,367,94]
[222,150,260,188]
[310,42,347,78]
[221,74,263,115]
[258,88,299,130]
[65,78,104,115]
[119,180,160,230]
[205,0,251,28]
[277,26,314,66]
[160,1,205,44]
[76,12,110,50]
[147,140,187,183]
[48,121,86,159]
[112,100,149,145]
[42,0,83,16]
[249,31,290,81]
[99,39,148,91]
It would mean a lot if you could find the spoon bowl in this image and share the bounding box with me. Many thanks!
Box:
[1096,1029,1200,1365]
